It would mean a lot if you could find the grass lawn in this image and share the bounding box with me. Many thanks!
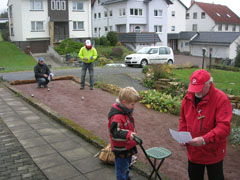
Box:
[0,41,36,72]
[0,32,2,41]
[172,68,240,96]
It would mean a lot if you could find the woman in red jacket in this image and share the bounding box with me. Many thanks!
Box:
[179,69,232,180]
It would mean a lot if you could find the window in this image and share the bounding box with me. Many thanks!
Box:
[159,47,169,55]
[181,42,183,48]
[119,8,126,16]
[216,12,221,17]
[61,1,66,10]
[226,14,231,18]
[104,11,107,17]
[31,21,44,31]
[154,25,162,33]
[109,10,113,17]
[149,48,158,54]
[225,24,228,31]
[185,42,189,46]
[73,21,84,30]
[72,1,83,11]
[134,26,140,33]
[154,9,163,17]
[51,0,66,10]
[193,12,197,19]
[232,25,236,32]
[98,12,101,18]
[94,27,97,33]
[201,12,205,19]
[130,8,143,16]
[9,5,13,17]
[218,24,222,31]
[171,26,175,31]
[110,26,113,31]
[105,26,108,32]
[186,13,189,19]
[94,13,97,19]
[171,11,175,17]
[10,26,14,36]
[192,24,197,31]
[30,0,43,10]
[56,0,60,10]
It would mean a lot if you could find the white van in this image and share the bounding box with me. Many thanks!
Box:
[125,46,174,67]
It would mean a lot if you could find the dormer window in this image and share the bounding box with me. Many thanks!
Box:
[226,14,231,18]
[216,12,221,17]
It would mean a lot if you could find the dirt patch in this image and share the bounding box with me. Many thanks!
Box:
[15,80,240,180]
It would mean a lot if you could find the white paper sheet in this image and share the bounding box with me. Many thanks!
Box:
[169,129,192,144]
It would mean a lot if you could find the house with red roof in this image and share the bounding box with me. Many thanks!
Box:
[186,1,240,32]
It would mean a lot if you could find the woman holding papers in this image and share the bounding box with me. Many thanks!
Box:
[179,69,232,180]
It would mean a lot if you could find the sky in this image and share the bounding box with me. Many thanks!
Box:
[0,0,240,16]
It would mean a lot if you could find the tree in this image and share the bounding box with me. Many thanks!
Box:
[0,11,8,18]
[234,45,240,67]
[106,31,118,46]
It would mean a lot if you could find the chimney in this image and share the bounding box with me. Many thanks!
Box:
[191,0,195,6]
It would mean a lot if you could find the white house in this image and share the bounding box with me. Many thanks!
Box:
[186,1,240,32]
[167,0,187,33]
[91,0,172,46]
[7,0,92,53]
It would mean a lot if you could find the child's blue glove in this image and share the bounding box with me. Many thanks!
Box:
[90,56,93,60]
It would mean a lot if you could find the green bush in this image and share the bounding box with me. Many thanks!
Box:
[95,57,114,66]
[93,38,100,46]
[152,64,171,79]
[139,90,182,115]
[100,36,108,46]
[235,45,240,67]
[1,29,9,41]
[106,31,118,46]
[142,65,151,74]
[111,47,124,57]
[54,38,84,55]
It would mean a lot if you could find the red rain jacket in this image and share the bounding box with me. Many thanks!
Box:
[179,83,232,164]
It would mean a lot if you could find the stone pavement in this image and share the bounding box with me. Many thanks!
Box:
[0,84,147,180]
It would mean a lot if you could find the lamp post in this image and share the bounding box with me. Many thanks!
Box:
[209,48,212,71]
[202,48,206,69]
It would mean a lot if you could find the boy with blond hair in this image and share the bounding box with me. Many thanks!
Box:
[108,87,139,180]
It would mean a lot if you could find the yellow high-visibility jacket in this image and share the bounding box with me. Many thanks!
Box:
[78,46,98,63]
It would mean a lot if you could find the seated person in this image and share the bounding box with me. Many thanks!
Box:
[34,57,52,88]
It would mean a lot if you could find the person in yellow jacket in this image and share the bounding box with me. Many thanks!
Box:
[78,40,98,90]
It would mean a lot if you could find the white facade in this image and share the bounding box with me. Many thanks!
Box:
[186,3,240,32]
[167,0,186,33]
[92,0,169,45]
[68,0,92,39]
[178,40,190,53]
[186,3,215,32]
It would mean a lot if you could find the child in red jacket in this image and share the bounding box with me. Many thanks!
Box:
[108,87,139,180]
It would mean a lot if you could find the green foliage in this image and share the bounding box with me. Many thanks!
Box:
[142,65,151,74]
[111,47,124,57]
[142,78,155,89]
[0,11,8,18]
[100,36,108,46]
[0,41,36,72]
[54,38,84,55]
[106,31,118,46]
[93,38,100,45]
[139,90,182,115]
[1,29,9,41]
[95,57,114,66]
[235,45,240,67]
[152,64,172,79]
[230,115,240,145]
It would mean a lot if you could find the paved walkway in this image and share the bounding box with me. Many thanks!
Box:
[0,84,146,180]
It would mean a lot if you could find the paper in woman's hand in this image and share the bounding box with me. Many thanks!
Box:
[169,129,192,144]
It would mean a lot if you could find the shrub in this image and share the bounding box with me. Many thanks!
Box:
[152,64,171,79]
[139,90,182,115]
[93,38,100,45]
[96,57,114,66]
[235,45,240,67]
[1,29,9,41]
[100,36,108,46]
[54,38,84,55]
[142,65,151,74]
[111,47,124,57]
[106,31,118,46]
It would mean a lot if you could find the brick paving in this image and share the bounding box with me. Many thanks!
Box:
[0,118,47,180]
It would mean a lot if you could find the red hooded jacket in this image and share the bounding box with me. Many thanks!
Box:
[108,103,137,157]
[179,83,232,164]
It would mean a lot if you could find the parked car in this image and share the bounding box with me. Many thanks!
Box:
[125,46,174,67]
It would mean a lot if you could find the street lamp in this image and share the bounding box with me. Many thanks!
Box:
[202,48,206,69]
